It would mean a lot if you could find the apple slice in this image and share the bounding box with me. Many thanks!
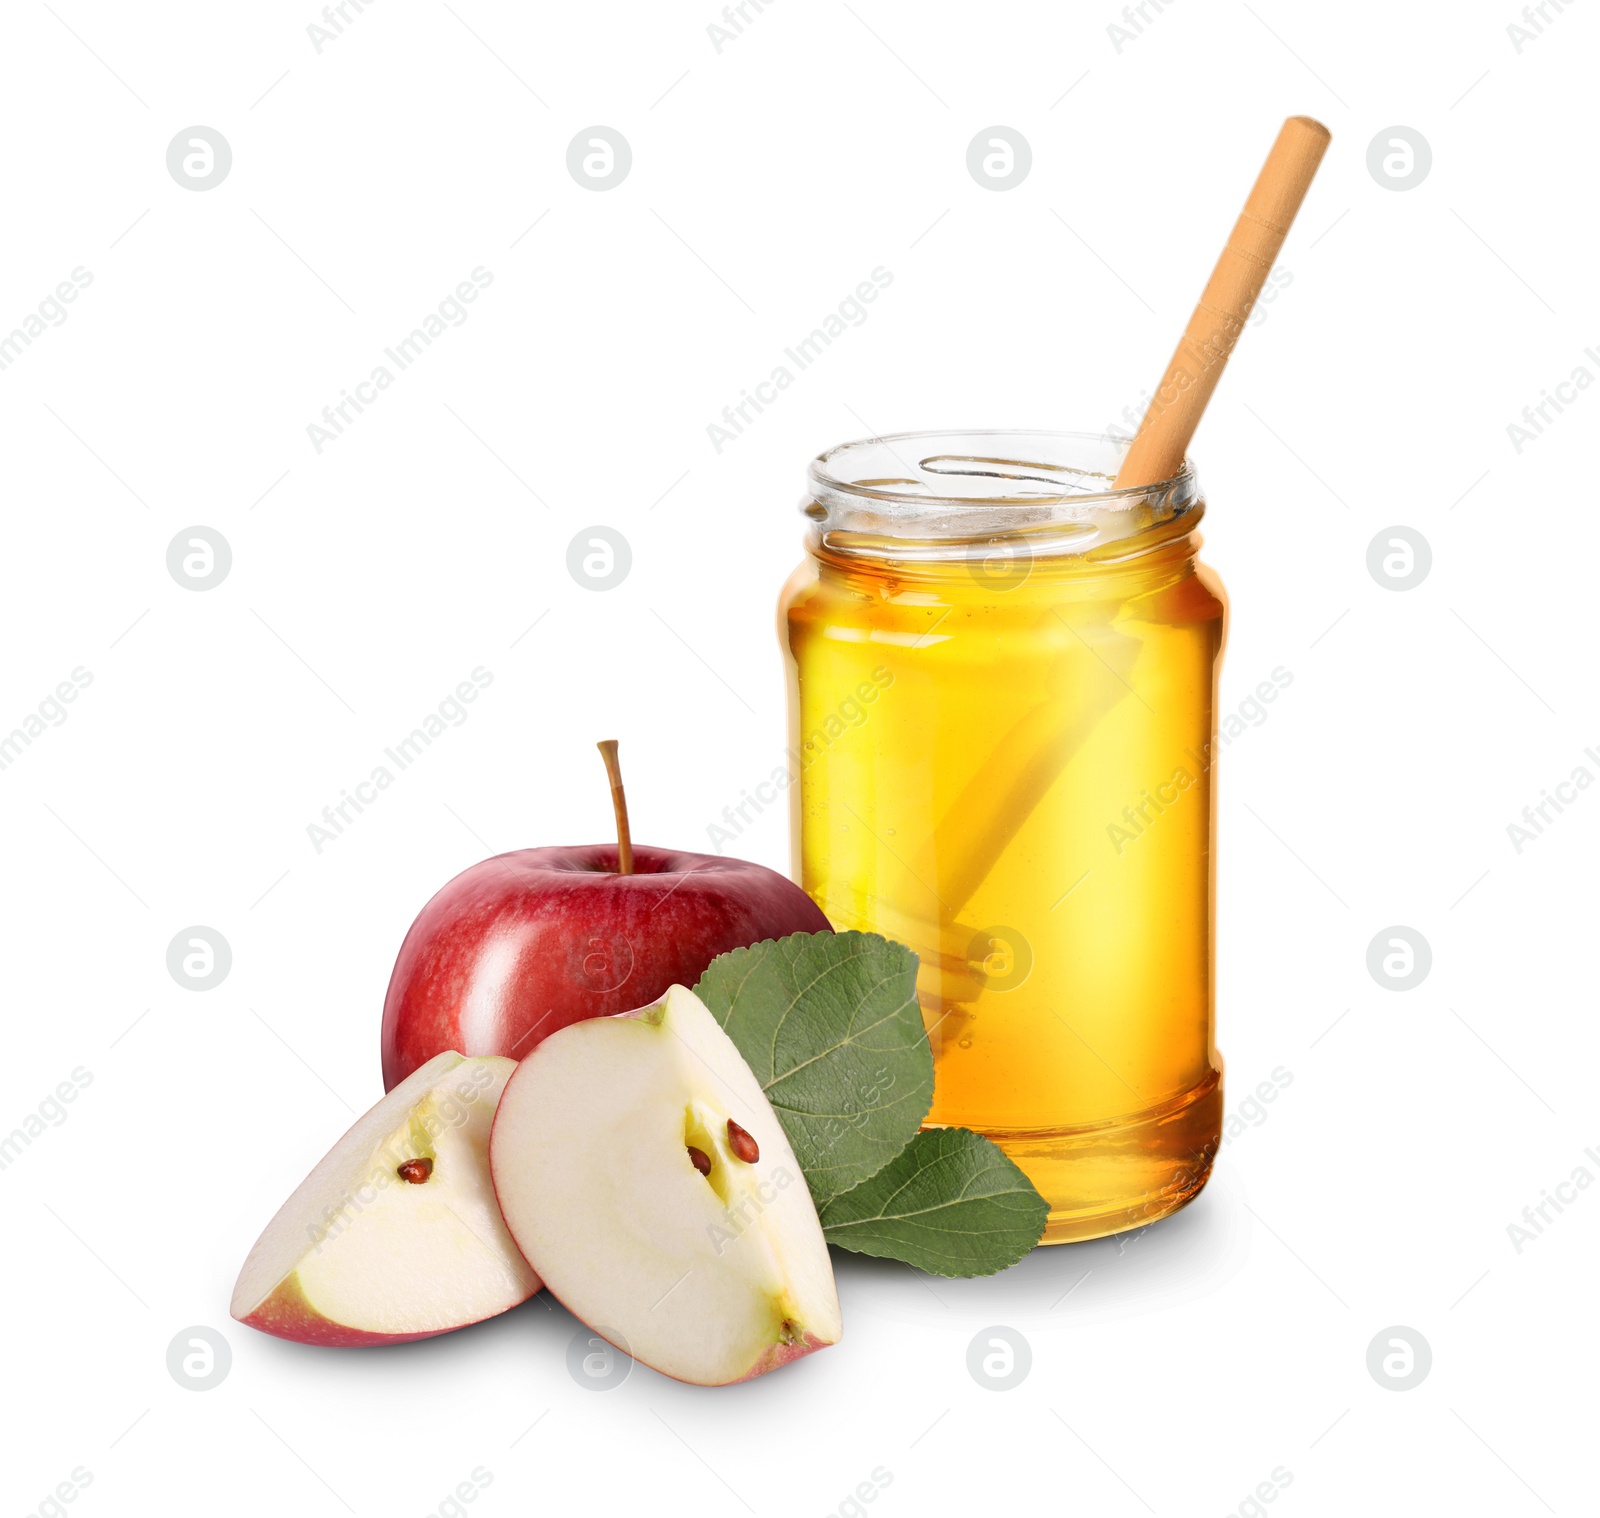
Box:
[490,984,841,1385]
[232,1052,539,1345]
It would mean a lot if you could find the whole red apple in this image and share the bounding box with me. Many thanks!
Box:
[382,744,831,1088]
[382,742,831,1088]
[380,843,830,1089]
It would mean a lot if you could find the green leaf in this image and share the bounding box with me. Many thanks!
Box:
[818,1128,1050,1277]
[693,931,934,1207]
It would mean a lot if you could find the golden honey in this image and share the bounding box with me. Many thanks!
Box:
[780,432,1225,1243]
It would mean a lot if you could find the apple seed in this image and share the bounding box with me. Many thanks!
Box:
[397,1157,434,1184]
[687,1145,712,1176]
[726,1119,760,1165]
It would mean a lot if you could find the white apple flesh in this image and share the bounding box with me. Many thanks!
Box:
[232,1052,540,1345]
[490,985,841,1385]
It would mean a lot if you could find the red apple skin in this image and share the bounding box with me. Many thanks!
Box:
[734,1329,837,1383]
[381,844,831,1091]
[539,1296,836,1389]
[236,1273,511,1347]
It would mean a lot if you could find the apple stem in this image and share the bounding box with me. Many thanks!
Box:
[596,739,635,876]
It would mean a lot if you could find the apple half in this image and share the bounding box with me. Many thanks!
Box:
[232,1052,540,1345]
[490,984,841,1385]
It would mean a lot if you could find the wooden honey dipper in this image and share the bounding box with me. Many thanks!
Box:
[1114,115,1331,489]
[911,117,1334,942]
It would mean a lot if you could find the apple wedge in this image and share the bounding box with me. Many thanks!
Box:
[232,1052,539,1345]
[490,984,841,1385]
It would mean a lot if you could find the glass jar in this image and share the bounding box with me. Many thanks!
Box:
[779,430,1226,1244]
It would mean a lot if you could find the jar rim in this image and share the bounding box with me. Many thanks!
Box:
[803,429,1201,562]
[807,429,1195,512]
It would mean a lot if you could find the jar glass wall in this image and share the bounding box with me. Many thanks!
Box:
[779,431,1226,1243]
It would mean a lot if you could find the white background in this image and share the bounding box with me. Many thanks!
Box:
[2,1,1594,1514]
